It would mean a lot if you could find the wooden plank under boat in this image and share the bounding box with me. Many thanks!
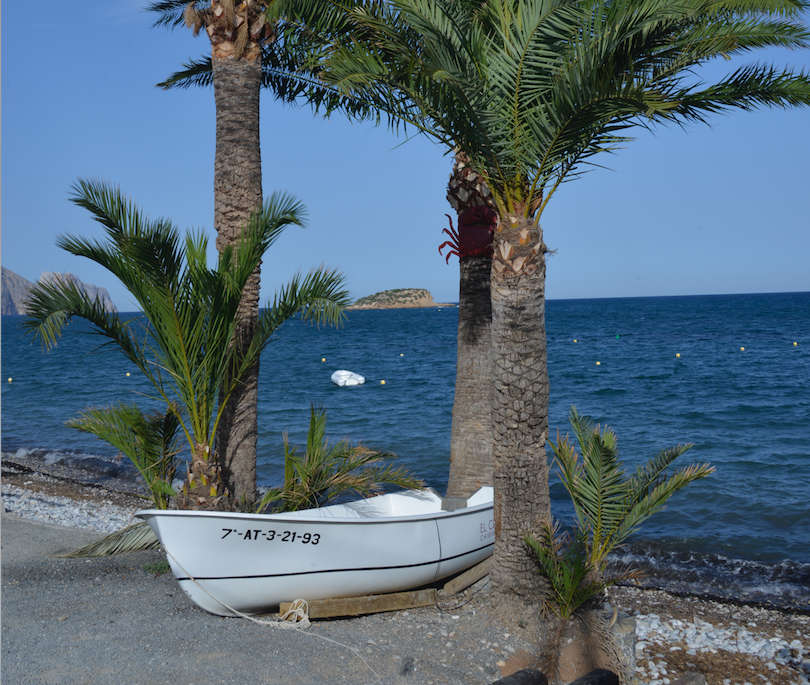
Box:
[136,486,494,617]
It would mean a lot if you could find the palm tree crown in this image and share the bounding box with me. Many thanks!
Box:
[322,0,810,220]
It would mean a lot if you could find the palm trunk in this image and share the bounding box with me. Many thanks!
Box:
[445,151,497,498]
[446,255,493,497]
[211,48,263,503]
[489,214,551,604]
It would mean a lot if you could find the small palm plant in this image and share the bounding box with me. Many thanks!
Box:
[551,406,715,578]
[256,405,425,513]
[525,406,714,680]
[24,179,350,512]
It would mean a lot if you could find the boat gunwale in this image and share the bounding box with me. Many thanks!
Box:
[135,499,492,525]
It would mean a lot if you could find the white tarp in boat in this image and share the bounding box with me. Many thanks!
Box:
[331,370,365,386]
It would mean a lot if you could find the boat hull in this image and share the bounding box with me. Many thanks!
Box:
[137,488,494,616]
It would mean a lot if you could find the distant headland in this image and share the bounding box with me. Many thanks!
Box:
[347,288,456,310]
[1,267,117,316]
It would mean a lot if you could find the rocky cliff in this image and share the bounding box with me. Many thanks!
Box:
[1,268,35,316]
[347,288,455,310]
[1,267,117,315]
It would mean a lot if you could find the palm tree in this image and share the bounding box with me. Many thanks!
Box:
[24,179,350,510]
[148,0,271,503]
[551,407,715,577]
[317,0,810,610]
[147,0,385,503]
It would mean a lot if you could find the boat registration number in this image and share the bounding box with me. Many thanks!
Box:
[221,529,321,544]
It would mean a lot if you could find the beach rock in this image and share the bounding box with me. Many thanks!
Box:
[670,672,706,685]
[612,612,636,674]
[1,484,137,533]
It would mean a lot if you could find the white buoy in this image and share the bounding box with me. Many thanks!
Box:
[331,370,365,387]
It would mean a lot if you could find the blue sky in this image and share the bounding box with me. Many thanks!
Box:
[3,2,809,310]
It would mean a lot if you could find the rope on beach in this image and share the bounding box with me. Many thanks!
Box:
[162,547,381,680]
[279,599,310,624]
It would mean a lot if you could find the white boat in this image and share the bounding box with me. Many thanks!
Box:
[331,369,365,386]
[136,486,494,617]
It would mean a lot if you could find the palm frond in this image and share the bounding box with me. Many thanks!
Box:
[316,0,810,220]
[58,521,160,558]
[256,405,424,513]
[524,520,638,620]
[67,404,182,509]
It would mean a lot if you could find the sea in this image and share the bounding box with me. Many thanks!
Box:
[2,292,809,611]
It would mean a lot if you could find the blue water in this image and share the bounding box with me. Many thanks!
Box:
[3,292,809,608]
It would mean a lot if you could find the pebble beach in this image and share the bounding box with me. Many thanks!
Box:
[2,458,809,685]
[2,483,140,532]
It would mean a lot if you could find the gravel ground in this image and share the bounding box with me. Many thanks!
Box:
[608,586,810,685]
[1,512,540,685]
[2,456,809,685]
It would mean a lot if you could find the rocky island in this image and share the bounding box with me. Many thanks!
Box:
[1,267,117,315]
[347,288,455,310]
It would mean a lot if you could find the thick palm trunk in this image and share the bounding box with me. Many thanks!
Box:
[211,47,263,503]
[446,255,492,497]
[445,151,497,498]
[489,214,551,604]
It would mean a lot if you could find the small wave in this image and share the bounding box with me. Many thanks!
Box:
[608,540,810,611]
[592,388,628,396]
[3,447,142,485]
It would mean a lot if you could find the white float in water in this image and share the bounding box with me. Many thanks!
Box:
[331,370,365,387]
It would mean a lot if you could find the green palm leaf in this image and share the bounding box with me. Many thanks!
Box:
[67,404,182,509]
[256,405,425,513]
[315,0,810,219]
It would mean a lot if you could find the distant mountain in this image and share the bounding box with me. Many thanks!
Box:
[347,288,455,310]
[1,268,35,315]
[1,267,117,315]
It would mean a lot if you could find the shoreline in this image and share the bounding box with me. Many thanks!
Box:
[2,456,810,684]
[3,451,808,613]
